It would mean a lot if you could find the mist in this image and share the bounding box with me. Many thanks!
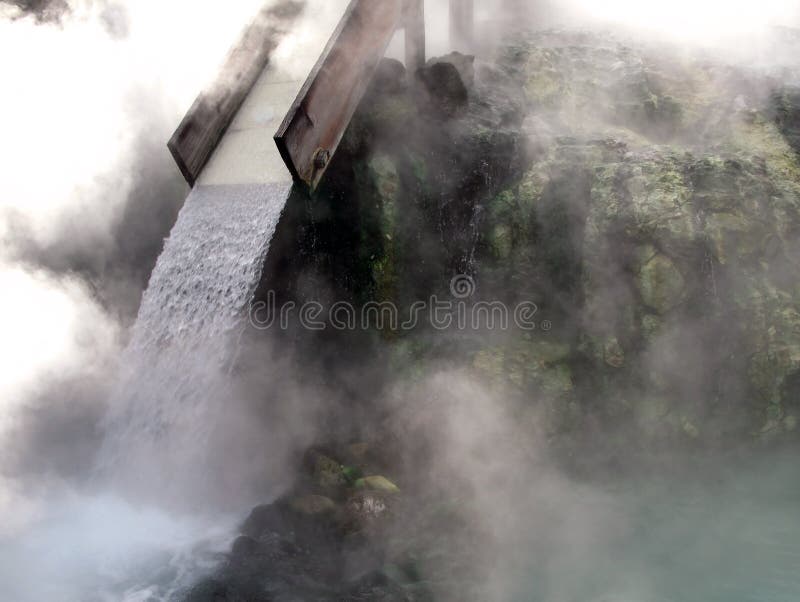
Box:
[0,0,799,600]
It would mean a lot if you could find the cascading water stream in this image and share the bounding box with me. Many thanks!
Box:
[4,181,297,602]
[100,182,292,497]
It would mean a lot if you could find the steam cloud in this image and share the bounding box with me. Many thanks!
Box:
[0,0,286,526]
[0,1,799,600]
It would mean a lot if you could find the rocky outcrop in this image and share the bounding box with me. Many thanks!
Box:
[773,86,800,157]
[479,32,800,447]
[256,30,800,464]
[182,443,449,602]
[188,30,800,602]
[330,31,800,451]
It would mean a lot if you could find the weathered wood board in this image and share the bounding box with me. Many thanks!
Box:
[274,0,405,191]
[168,2,304,187]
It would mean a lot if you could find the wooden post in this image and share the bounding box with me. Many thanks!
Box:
[275,0,405,190]
[449,0,474,52]
[404,0,426,74]
[168,4,303,186]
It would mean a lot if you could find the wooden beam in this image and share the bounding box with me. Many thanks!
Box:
[405,0,426,74]
[449,0,474,51]
[274,0,405,191]
[167,2,303,187]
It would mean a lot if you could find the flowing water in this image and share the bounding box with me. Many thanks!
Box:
[4,167,796,602]
[0,494,236,602]
[0,182,295,601]
[100,182,292,495]
[1,185,798,600]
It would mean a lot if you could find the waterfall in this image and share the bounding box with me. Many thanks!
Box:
[100,181,292,498]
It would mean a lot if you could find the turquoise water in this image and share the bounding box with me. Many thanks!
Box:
[506,453,800,602]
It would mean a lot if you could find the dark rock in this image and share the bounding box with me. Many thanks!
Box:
[341,490,392,537]
[230,535,259,559]
[430,52,476,89]
[239,502,286,539]
[416,57,471,118]
[341,534,386,582]
[304,448,348,492]
[183,577,268,602]
[343,569,417,601]
[288,494,338,518]
[371,58,408,95]
[773,86,800,157]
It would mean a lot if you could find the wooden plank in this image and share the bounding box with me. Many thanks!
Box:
[405,0,426,74]
[274,0,405,191]
[168,2,304,187]
[449,0,474,51]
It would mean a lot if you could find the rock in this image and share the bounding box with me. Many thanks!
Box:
[416,57,470,118]
[341,537,386,583]
[473,341,574,409]
[288,494,337,517]
[344,491,391,528]
[231,535,259,558]
[603,337,625,368]
[772,86,800,157]
[183,577,267,602]
[178,27,800,602]
[430,51,475,89]
[641,314,663,341]
[345,441,371,463]
[239,503,284,539]
[343,568,416,601]
[637,248,686,314]
[307,450,348,490]
[288,26,800,461]
[505,32,683,140]
[355,475,400,493]
[681,417,700,439]
[371,57,407,95]
[241,494,339,548]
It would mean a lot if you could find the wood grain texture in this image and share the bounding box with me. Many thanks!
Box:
[274,0,404,191]
[168,2,304,186]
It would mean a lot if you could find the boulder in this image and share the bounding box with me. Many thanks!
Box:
[355,475,400,493]
[288,494,337,517]
[773,86,800,157]
[307,450,348,491]
[415,55,472,118]
[636,248,686,314]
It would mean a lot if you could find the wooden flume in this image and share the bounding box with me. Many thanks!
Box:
[169,0,478,190]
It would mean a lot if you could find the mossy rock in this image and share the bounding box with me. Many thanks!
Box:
[636,246,686,314]
[355,475,400,494]
[473,339,573,395]
[603,337,626,368]
[310,452,348,490]
[288,495,337,517]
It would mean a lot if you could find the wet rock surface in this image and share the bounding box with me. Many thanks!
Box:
[182,442,441,602]
[294,30,800,453]
[256,31,800,464]
[475,31,800,449]
[217,28,800,602]
[773,86,800,157]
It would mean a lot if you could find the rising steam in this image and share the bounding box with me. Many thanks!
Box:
[0,0,799,600]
